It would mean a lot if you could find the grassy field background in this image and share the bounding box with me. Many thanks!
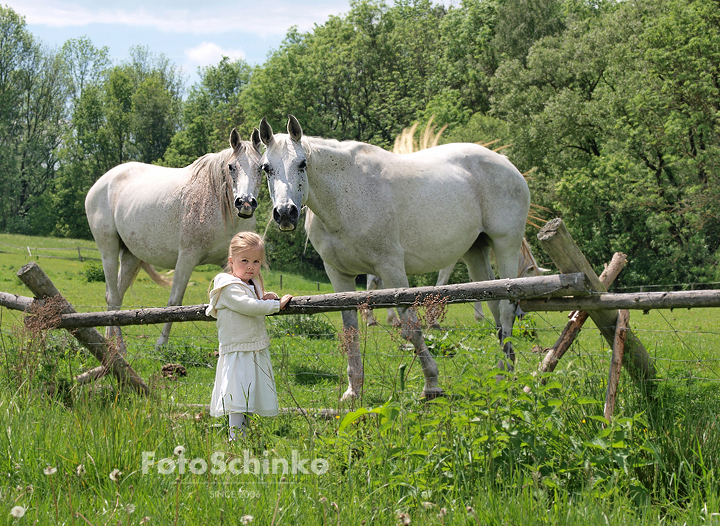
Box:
[2,232,720,524]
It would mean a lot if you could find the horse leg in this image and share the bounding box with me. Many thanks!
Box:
[155,254,198,349]
[362,275,380,326]
[378,269,443,399]
[462,243,500,326]
[110,248,143,353]
[92,232,123,343]
[324,265,363,401]
[489,236,524,372]
[462,242,517,371]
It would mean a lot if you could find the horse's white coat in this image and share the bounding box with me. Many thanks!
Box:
[260,116,530,399]
[85,129,263,349]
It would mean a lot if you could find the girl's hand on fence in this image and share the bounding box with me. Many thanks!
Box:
[263,292,279,300]
[279,295,292,310]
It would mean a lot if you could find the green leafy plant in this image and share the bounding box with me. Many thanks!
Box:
[268,315,335,340]
[82,261,106,283]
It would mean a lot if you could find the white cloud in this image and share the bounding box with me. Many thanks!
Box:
[7,0,350,37]
[185,42,245,68]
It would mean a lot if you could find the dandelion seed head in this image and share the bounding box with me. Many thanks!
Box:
[109,468,122,482]
[10,506,25,518]
[241,515,254,524]
[43,466,57,476]
[173,445,185,456]
[422,502,434,510]
[75,464,85,476]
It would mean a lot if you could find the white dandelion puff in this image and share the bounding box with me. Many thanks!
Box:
[241,515,254,524]
[173,445,185,456]
[109,468,122,482]
[43,466,57,476]
[10,506,26,518]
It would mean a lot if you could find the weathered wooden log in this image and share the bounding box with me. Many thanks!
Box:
[538,252,627,374]
[536,218,655,383]
[604,309,629,423]
[16,262,149,395]
[0,291,33,312]
[51,273,592,329]
[74,365,109,385]
[520,289,720,311]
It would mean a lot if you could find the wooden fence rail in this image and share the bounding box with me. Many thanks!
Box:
[3,272,592,328]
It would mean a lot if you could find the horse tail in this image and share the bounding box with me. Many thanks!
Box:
[140,261,173,287]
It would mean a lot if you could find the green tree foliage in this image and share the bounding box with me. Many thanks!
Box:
[0,7,68,234]
[491,0,720,285]
[1,0,718,286]
[243,0,444,148]
[51,47,183,238]
[159,57,252,168]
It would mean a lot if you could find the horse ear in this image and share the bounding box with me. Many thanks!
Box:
[229,128,242,151]
[259,117,274,146]
[287,114,303,142]
[251,128,262,153]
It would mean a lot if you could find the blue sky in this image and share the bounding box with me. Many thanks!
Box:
[6,0,353,87]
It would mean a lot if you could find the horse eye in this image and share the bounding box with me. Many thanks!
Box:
[228,163,236,173]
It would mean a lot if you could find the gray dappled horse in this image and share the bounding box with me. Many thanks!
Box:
[85,129,263,349]
[260,116,530,400]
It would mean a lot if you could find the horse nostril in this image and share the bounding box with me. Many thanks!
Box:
[273,208,281,222]
[288,205,299,222]
[250,197,258,209]
[234,196,242,208]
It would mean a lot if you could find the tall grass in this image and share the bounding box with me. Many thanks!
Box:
[2,232,720,523]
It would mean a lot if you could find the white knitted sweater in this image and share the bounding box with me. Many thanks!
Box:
[206,273,280,353]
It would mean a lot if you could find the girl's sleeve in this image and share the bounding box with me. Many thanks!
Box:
[218,284,280,316]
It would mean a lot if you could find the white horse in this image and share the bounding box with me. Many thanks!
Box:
[259,116,531,400]
[85,128,263,349]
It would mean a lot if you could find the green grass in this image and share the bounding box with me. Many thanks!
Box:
[2,232,720,524]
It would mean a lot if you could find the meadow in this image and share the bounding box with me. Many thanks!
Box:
[2,232,720,524]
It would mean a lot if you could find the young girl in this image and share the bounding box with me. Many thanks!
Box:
[206,232,292,440]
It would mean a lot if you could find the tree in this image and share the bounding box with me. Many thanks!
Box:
[159,57,252,167]
[242,0,444,148]
[52,47,183,238]
[490,0,720,286]
[0,6,68,234]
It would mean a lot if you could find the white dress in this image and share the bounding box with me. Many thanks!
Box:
[206,273,280,417]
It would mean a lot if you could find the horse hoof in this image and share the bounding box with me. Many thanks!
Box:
[340,388,359,402]
[421,388,445,400]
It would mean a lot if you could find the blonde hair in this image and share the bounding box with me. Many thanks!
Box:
[225,231,267,293]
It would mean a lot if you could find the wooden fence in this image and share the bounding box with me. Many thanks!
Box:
[2,219,720,421]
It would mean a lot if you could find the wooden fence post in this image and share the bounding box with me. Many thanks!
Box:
[16,262,149,395]
[537,218,655,384]
[538,252,627,374]
[604,309,629,423]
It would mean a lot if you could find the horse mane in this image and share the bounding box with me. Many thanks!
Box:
[181,148,235,229]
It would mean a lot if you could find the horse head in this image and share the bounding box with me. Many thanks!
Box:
[259,115,307,231]
[228,127,263,219]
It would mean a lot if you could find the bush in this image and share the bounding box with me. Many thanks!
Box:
[268,315,335,339]
[82,261,106,282]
